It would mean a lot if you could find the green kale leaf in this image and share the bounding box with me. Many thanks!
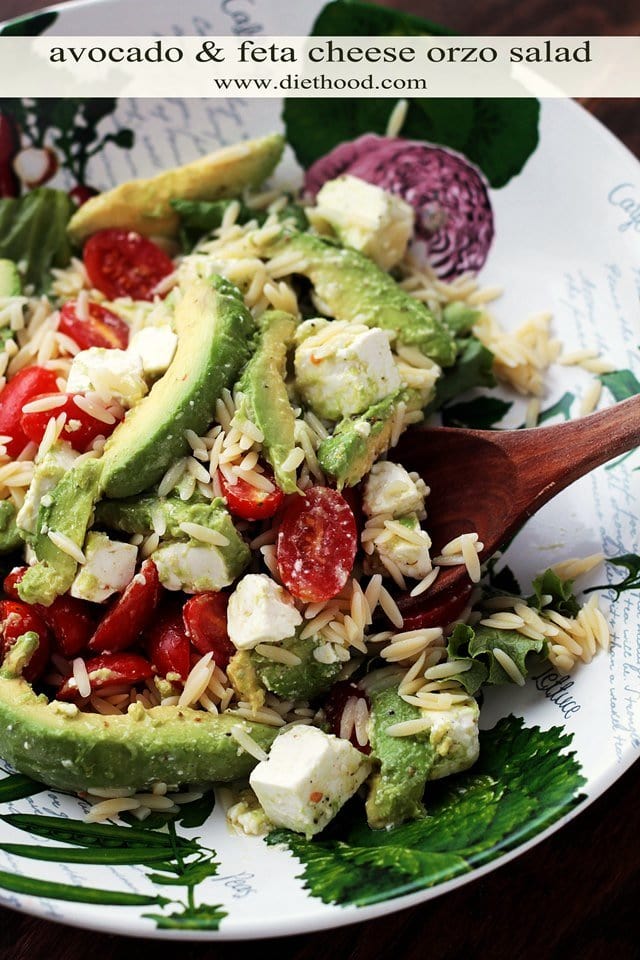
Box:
[447,623,545,693]
[529,568,580,617]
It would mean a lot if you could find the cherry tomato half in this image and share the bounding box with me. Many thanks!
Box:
[145,602,191,682]
[59,299,130,351]
[0,366,59,457]
[218,469,284,522]
[20,392,122,453]
[57,652,153,701]
[4,567,95,658]
[183,592,234,669]
[0,599,51,683]
[83,229,174,301]
[89,559,162,654]
[276,486,358,603]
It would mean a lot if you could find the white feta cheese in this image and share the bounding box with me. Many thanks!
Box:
[363,460,428,520]
[294,319,401,421]
[250,725,371,838]
[66,347,147,409]
[128,325,177,379]
[16,441,79,535]
[312,175,414,270]
[365,514,432,580]
[227,573,302,651]
[71,532,137,603]
[425,700,480,780]
[153,541,237,594]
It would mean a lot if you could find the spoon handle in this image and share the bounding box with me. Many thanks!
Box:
[498,393,640,513]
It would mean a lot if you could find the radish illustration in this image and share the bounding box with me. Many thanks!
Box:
[12,145,58,189]
[0,113,20,197]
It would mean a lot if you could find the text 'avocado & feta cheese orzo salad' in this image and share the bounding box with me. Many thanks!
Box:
[0,131,610,836]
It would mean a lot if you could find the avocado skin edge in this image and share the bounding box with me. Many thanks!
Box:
[0,676,278,792]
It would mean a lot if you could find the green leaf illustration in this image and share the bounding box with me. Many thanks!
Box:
[599,369,640,402]
[283,2,539,187]
[0,12,58,36]
[586,553,640,599]
[0,814,197,851]
[144,903,227,930]
[0,843,181,866]
[441,396,512,429]
[147,859,220,887]
[432,337,496,411]
[177,790,216,829]
[0,774,44,803]
[267,716,585,907]
[538,392,575,423]
[0,868,169,906]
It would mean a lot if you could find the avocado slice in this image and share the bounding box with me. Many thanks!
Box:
[0,500,22,554]
[260,232,456,367]
[100,275,255,499]
[318,389,408,488]
[236,310,299,493]
[0,674,278,792]
[0,258,21,296]
[366,687,435,829]
[67,133,285,243]
[229,634,343,705]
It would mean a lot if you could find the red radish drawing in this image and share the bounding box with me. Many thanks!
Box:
[0,113,20,197]
[12,145,58,189]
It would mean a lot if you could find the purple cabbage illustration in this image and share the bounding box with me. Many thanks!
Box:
[305,134,494,280]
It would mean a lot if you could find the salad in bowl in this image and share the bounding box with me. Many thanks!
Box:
[0,126,610,843]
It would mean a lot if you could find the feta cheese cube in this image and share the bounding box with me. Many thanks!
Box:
[16,442,79,535]
[365,514,432,580]
[295,320,401,421]
[425,700,480,780]
[71,532,137,603]
[227,573,302,650]
[312,175,414,270]
[363,460,428,520]
[250,726,371,837]
[153,541,237,594]
[128,325,177,379]
[66,347,147,409]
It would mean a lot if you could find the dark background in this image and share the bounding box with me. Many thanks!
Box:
[0,1,638,958]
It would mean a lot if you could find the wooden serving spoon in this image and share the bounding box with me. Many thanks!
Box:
[394,394,640,628]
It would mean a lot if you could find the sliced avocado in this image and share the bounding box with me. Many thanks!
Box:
[366,688,435,830]
[318,389,408,488]
[259,232,456,367]
[227,650,265,713]
[67,133,285,243]
[0,632,38,680]
[0,674,278,792]
[18,459,102,607]
[236,634,343,701]
[236,310,299,493]
[101,275,255,499]
[0,258,21,296]
[0,500,22,554]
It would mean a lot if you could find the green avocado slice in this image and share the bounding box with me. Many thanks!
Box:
[236,310,299,493]
[259,232,456,367]
[318,389,408,489]
[67,133,285,242]
[100,275,255,499]
[0,675,278,793]
[228,635,342,706]
[0,500,22,554]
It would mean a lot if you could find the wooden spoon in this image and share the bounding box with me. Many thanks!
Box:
[393,394,640,628]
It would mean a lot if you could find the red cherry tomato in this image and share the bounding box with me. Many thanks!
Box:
[20,392,122,452]
[398,583,474,633]
[83,229,174,301]
[323,680,371,755]
[4,567,95,658]
[218,469,284,522]
[0,366,60,457]
[276,486,358,603]
[0,599,51,683]
[145,602,191,681]
[89,560,162,654]
[56,652,153,701]
[182,592,234,669]
[59,300,130,351]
